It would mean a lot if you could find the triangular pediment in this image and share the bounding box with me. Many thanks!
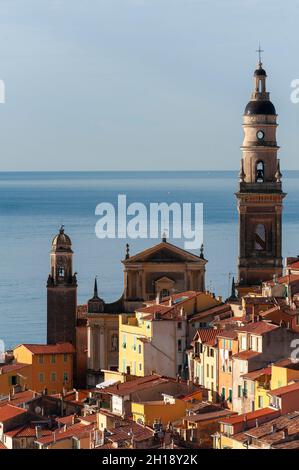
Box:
[123,241,206,264]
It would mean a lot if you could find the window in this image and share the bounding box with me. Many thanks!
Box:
[228,389,232,402]
[51,354,56,364]
[256,161,264,182]
[240,335,247,351]
[178,322,182,330]
[63,354,68,363]
[160,289,169,299]
[111,334,118,352]
[178,339,182,352]
[39,373,44,383]
[63,372,68,382]
[210,348,214,358]
[206,364,209,378]
[178,364,182,375]
[38,355,44,364]
[243,381,248,398]
[211,365,214,379]
[9,375,18,386]
[139,363,142,371]
[122,359,126,372]
[258,396,263,408]
[254,224,266,251]
[221,387,226,400]
[238,385,242,398]
[138,344,142,354]
[51,373,57,382]
[122,334,127,349]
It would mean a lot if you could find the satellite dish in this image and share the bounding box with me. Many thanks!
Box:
[35,406,42,415]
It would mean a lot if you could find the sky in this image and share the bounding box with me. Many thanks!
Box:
[0,0,299,171]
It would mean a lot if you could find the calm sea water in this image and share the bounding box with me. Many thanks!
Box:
[1,170,299,349]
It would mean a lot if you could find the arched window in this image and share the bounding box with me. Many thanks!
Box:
[254,224,266,251]
[256,161,264,183]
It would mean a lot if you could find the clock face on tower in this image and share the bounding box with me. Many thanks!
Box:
[257,130,265,140]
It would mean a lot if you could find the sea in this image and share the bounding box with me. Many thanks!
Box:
[1,170,299,349]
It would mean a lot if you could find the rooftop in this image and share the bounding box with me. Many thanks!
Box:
[241,366,271,381]
[0,404,27,422]
[15,343,75,355]
[237,321,278,335]
[269,381,299,397]
[219,407,278,426]
[233,350,261,360]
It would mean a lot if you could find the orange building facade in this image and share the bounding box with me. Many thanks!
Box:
[13,343,74,395]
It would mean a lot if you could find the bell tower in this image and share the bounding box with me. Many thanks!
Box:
[47,226,77,345]
[237,52,286,295]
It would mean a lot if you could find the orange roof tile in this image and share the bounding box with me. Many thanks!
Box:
[233,350,261,360]
[237,321,278,335]
[18,343,75,355]
[0,363,29,374]
[194,328,222,344]
[0,404,27,422]
[220,407,279,425]
[241,366,271,380]
[269,381,299,397]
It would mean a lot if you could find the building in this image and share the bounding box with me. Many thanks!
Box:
[187,329,221,401]
[122,238,207,310]
[236,56,285,295]
[86,279,119,387]
[232,322,299,413]
[47,226,77,346]
[13,343,74,394]
[213,407,280,449]
[217,330,239,408]
[241,366,271,411]
[0,364,32,396]
[87,239,208,387]
[118,291,221,378]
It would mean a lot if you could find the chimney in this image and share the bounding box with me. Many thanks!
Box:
[271,424,277,433]
[168,297,173,307]
[180,308,184,317]
[35,425,42,439]
[282,427,289,440]
[156,294,160,305]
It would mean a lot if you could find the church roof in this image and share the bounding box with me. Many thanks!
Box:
[122,240,206,264]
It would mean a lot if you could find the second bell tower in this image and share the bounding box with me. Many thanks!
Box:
[237,55,286,294]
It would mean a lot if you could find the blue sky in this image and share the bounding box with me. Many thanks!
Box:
[0,0,299,170]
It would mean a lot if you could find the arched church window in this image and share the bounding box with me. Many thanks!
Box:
[160,288,170,300]
[254,224,266,251]
[256,161,264,183]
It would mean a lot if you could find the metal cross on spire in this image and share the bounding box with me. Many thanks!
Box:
[256,43,264,65]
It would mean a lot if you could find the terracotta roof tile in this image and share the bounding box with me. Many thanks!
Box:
[241,366,271,380]
[18,343,75,355]
[237,321,278,335]
[0,363,29,374]
[219,407,279,425]
[269,381,299,397]
[101,375,169,396]
[233,350,261,360]
[0,404,27,422]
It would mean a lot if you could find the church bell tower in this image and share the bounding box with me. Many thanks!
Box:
[47,226,77,345]
[237,51,286,294]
